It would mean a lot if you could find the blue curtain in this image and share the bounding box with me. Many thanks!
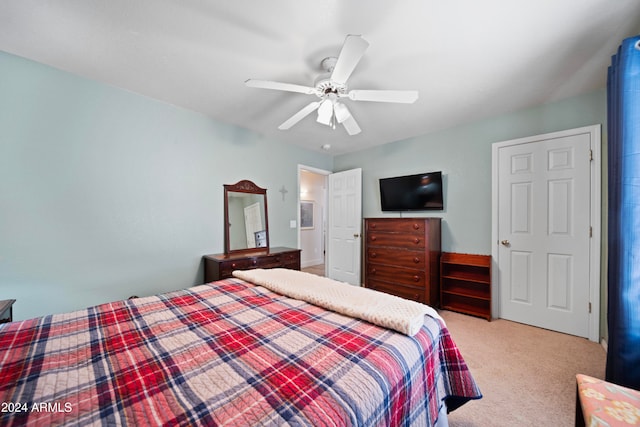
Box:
[606,35,640,389]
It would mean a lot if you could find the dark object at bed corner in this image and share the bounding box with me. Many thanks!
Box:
[0,299,15,323]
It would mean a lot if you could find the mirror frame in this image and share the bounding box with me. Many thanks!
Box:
[224,180,269,255]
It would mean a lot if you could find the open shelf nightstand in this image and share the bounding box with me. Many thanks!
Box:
[440,253,491,320]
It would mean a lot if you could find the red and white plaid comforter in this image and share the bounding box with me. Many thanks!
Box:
[0,278,480,426]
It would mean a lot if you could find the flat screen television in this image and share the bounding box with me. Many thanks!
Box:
[379,171,444,211]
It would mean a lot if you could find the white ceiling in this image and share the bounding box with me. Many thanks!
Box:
[1,1,639,155]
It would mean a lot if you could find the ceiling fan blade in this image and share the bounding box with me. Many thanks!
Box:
[342,114,361,136]
[245,79,316,95]
[330,35,369,85]
[346,90,419,103]
[278,101,321,130]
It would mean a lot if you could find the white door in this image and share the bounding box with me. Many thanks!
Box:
[327,168,362,285]
[492,126,600,340]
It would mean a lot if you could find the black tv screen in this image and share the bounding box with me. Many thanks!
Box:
[379,171,444,211]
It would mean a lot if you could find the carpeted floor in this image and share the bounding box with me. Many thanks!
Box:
[302,264,325,276]
[441,310,606,426]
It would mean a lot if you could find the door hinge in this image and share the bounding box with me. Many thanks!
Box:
[589,302,592,313]
[589,226,593,237]
[589,149,593,161]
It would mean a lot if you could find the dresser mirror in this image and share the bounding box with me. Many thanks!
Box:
[224,180,269,254]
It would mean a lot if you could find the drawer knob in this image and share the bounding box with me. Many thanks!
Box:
[252,260,257,265]
[231,263,237,268]
[371,252,377,258]
[413,257,420,263]
[413,223,420,230]
[371,236,377,241]
[371,268,377,274]
[413,275,420,282]
[413,238,420,244]
[371,223,377,229]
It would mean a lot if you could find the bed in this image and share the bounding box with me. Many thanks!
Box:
[0,269,481,426]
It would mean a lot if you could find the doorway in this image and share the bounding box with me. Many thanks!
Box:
[298,165,363,284]
[298,166,329,275]
[491,125,601,342]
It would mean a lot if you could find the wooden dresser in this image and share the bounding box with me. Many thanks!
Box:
[364,218,441,306]
[203,246,301,282]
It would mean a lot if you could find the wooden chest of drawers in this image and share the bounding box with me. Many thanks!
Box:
[203,247,301,282]
[364,218,441,306]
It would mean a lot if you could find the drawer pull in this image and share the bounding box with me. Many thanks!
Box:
[413,238,420,244]
[413,275,420,282]
[252,260,257,265]
[371,223,377,229]
[370,252,377,258]
[231,263,237,268]
[413,257,420,263]
[371,268,377,274]
[371,236,377,241]
[413,223,420,230]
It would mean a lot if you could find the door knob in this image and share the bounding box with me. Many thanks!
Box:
[501,239,510,246]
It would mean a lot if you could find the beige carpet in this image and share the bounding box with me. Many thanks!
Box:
[302,264,325,276]
[441,310,606,426]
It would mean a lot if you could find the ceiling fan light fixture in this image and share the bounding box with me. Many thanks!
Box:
[333,102,351,123]
[317,99,334,125]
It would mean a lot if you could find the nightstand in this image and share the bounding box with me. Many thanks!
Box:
[0,299,16,324]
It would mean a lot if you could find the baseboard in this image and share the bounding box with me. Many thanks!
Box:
[601,338,608,353]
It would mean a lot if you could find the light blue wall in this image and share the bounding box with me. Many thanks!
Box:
[0,52,332,321]
[0,49,608,325]
[335,89,607,255]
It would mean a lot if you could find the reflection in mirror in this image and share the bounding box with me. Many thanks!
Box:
[224,180,269,254]
[227,192,267,250]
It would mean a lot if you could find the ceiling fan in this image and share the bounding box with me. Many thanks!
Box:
[245,35,419,136]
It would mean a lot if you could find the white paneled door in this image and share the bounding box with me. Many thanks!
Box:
[493,126,600,340]
[327,168,362,285]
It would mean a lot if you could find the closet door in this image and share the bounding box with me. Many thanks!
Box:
[493,125,600,341]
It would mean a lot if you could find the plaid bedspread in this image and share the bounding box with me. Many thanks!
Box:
[0,278,481,426]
